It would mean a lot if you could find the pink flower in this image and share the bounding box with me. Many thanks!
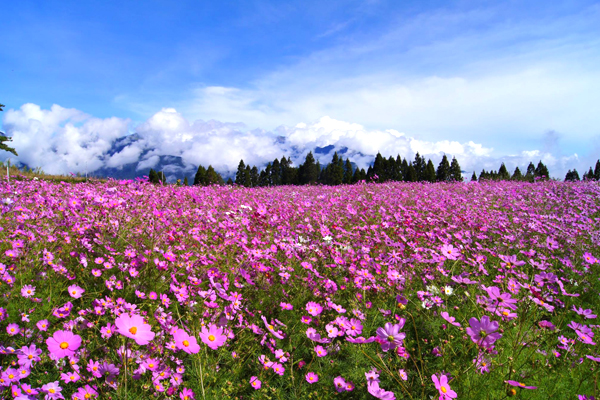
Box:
[306,301,323,316]
[250,376,261,390]
[333,376,346,392]
[466,315,501,348]
[432,374,457,399]
[46,330,82,359]
[440,312,461,327]
[505,380,537,389]
[314,345,327,357]
[199,324,227,350]
[67,284,85,299]
[306,372,319,383]
[173,329,200,354]
[36,319,49,331]
[115,313,155,345]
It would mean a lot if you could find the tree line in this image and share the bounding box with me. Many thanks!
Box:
[473,161,550,182]
[564,160,600,182]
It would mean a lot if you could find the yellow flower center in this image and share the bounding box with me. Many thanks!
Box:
[8,374,14,379]
[28,354,33,359]
[49,389,56,394]
[149,363,154,368]
[129,326,138,335]
[183,340,190,347]
[268,325,274,330]
[441,386,447,394]
[208,334,215,341]
[60,342,69,349]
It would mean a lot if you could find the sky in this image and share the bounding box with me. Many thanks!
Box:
[1,0,600,179]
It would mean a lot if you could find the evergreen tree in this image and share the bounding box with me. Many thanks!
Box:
[412,153,426,181]
[250,166,260,187]
[401,159,410,181]
[405,165,417,182]
[498,163,510,181]
[511,167,523,181]
[0,103,17,156]
[299,152,319,184]
[594,160,600,181]
[424,159,436,183]
[194,165,207,186]
[183,176,189,186]
[315,161,322,184]
[205,165,223,185]
[535,161,549,180]
[565,169,580,182]
[366,165,374,181]
[156,171,166,184]
[235,160,246,186]
[371,152,385,182]
[259,168,270,186]
[436,155,451,182]
[583,167,594,180]
[343,158,353,184]
[243,166,252,187]
[281,157,297,185]
[471,172,477,182]
[525,162,535,182]
[449,157,463,181]
[148,169,158,183]
[478,169,487,182]
[271,158,281,186]
[226,177,234,185]
[328,152,344,185]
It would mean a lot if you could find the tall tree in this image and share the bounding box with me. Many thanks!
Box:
[183,176,189,186]
[565,169,580,182]
[271,158,282,186]
[583,167,594,180]
[594,160,600,181]
[148,169,158,183]
[235,160,246,186]
[343,158,353,184]
[498,163,510,181]
[424,159,436,183]
[449,157,463,182]
[471,171,477,181]
[205,165,223,185]
[511,167,523,181]
[327,152,344,185]
[436,155,451,182]
[412,153,426,181]
[250,166,259,187]
[299,152,319,184]
[194,165,207,186]
[535,161,549,180]
[0,103,18,156]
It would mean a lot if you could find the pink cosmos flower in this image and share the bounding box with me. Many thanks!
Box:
[67,284,85,299]
[46,330,82,359]
[21,285,36,298]
[199,324,227,350]
[375,322,406,352]
[115,313,155,345]
[250,376,261,390]
[505,380,537,389]
[173,329,200,354]
[333,376,347,392]
[432,374,457,399]
[440,312,461,327]
[37,319,49,331]
[440,244,460,260]
[6,323,20,336]
[41,381,63,399]
[367,381,396,400]
[306,301,323,316]
[306,372,319,383]
[314,345,327,357]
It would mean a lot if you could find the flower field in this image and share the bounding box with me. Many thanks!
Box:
[0,178,599,399]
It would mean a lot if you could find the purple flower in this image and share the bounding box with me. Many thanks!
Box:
[250,376,261,390]
[333,376,346,392]
[433,374,457,399]
[306,302,323,316]
[46,330,82,359]
[505,380,537,389]
[440,311,461,327]
[466,315,501,348]
[375,322,406,352]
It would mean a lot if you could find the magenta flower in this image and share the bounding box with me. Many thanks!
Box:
[376,322,406,352]
[6,323,20,336]
[46,330,82,359]
[36,319,49,331]
[440,312,461,327]
[67,284,85,299]
[333,376,346,392]
[306,372,319,383]
[250,376,261,390]
[367,381,396,400]
[21,285,36,298]
[314,345,328,357]
[173,329,200,354]
[466,315,501,348]
[440,244,460,260]
[41,381,63,399]
[432,374,457,399]
[199,324,227,350]
[306,302,323,316]
[506,380,537,389]
[115,313,155,345]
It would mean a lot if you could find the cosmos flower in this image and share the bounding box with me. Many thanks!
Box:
[199,324,227,350]
[46,330,82,359]
[505,380,537,389]
[115,313,155,345]
[376,322,406,352]
[67,284,85,299]
[250,376,261,390]
[432,374,457,399]
[173,329,200,354]
[466,315,502,348]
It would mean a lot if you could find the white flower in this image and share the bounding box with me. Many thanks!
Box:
[443,286,454,295]
[323,236,333,243]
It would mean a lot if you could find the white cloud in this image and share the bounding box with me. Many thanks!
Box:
[1,103,594,180]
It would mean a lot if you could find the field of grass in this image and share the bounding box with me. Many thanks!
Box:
[0,178,599,399]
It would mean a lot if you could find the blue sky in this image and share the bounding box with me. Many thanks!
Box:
[1,0,600,177]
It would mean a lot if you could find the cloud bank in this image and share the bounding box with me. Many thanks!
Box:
[1,103,593,181]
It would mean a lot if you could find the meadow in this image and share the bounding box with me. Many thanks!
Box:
[0,178,598,400]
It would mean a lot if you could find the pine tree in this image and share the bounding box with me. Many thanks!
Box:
[226,177,234,185]
[424,159,436,183]
[405,165,417,182]
[565,170,580,182]
[183,176,189,186]
[194,165,207,185]
[271,158,281,186]
[525,162,535,182]
[148,169,158,183]
[594,160,600,181]
[372,153,385,182]
[299,152,319,184]
[449,157,463,181]
[535,161,549,180]
[156,171,166,184]
[583,167,594,180]
[329,152,344,185]
[511,167,523,181]
[478,169,487,182]
[471,172,477,181]
[498,163,510,181]
[205,165,223,185]
[235,160,246,186]
[343,158,353,184]
[250,166,259,187]
[436,155,451,182]
[412,153,426,181]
